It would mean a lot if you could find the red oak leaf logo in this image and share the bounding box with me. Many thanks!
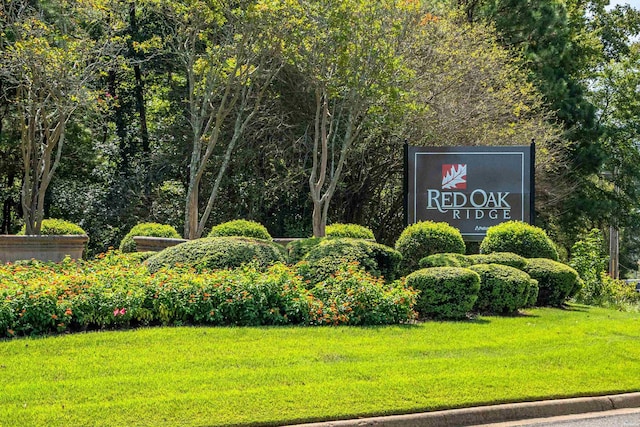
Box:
[442,164,467,189]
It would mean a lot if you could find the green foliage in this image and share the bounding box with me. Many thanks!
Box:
[395,221,466,275]
[308,264,417,325]
[419,253,473,268]
[18,218,86,236]
[569,229,609,305]
[325,223,375,240]
[467,252,528,269]
[301,238,402,283]
[468,264,532,314]
[144,237,286,274]
[523,258,580,306]
[207,220,272,241]
[480,221,559,260]
[526,279,540,308]
[405,267,480,320]
[0,253,418,337]
[286,237,324,263]
[119,223,181,253]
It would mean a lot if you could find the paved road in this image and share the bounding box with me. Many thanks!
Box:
[475,407,640,427]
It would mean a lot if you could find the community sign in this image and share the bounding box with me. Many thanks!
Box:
[405,145,534,241]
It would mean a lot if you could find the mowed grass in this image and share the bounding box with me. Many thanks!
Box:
[1,305,639,427]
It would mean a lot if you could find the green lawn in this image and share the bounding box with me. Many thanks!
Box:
[1,305,639,426]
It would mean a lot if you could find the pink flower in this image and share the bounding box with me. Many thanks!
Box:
[119,308,126,315]
[113,308,120,316]
[113,308,126,316]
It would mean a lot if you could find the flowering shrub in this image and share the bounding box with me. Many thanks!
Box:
[0,252,417,338]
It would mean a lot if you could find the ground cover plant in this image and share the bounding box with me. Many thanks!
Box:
[0,253,416,337]
[1,306,639,426]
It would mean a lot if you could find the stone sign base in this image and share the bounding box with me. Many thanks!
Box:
[0,235,89,263]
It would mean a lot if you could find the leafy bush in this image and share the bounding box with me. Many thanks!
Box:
[325,223,375,240]
[286,237,324,263]
[419,253,472,268]
[467,252,528,270]
[119,222,181,253]
[405,267,480,320]
[569,229,609,305]
[208,219,272,241]
[308,264,417,325]
[18,218,86,235]
[395,221,466,275]
[301,238,402,283]
[0,253,418,338]
[468,264,532,314]
[526,279,540,307]
[145,237,286,273]
[523,258,580,306]
[480,221,559,260]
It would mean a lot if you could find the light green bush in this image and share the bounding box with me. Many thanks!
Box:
[469,263,532,314]
[119,223,181,253]
[467,252,528,270]
[18,218,86,236]
[395,221,465,275]
[480,221,558,260]
[523,258,580,306]
[419,253,473,268]
[325,223,375,240]
[208,219,272,241]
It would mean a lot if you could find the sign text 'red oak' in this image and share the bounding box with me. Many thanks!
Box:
[405,145,534,241]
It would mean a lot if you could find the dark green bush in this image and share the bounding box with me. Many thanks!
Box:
[467,252,528,270]
[145,237,286,273]
[480,221,559,260]
[419,253,473,268]
[526,279,540,307]
[395,221,466,275]
[523,258,580,306]
[325,223,375,240]
[18,218,86,235]
[405,267,480,320]
[468,264,532,314]
[207,219,272,241]
[119,222,181,253]
[286,237,324,263]
[301,238,402,283]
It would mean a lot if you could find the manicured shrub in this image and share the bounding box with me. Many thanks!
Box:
[119,222,181,253]
[18,218,86,235]
[286,237,324,263]
[301,238,402,282]
[419,253,473,268]
[308,264,417,325]
[468,263,532,314]
[467,252,528,270]
[405,267,480,320]
[145,237,286,273]
[523,258,580,306]
[208,219,272,241]
[480,221,559,260]
[395,221,466,275]
[325,223,375,240]
[526,279,540,307]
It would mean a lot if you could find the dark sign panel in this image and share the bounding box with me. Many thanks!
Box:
[406,145,533,241]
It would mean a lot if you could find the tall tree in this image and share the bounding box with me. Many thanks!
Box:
[0,0,121,234]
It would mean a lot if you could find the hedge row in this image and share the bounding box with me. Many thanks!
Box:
[0,254,417,338]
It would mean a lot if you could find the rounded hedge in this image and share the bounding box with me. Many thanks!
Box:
[207,219,272,241]
[18,218,86,236]
[395,221,466,275]
[467,252,528,270]
[480,221,559,261]
[468,263,532,314]
[286,237,324,263]
[526,279,540,307]
[325,223,375,240]
[523,258,580,306]
[119,222,181,253]
[405,267,480,320]
[301,238,402,283]
[145,236,286,273]
[419,253,472,268]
